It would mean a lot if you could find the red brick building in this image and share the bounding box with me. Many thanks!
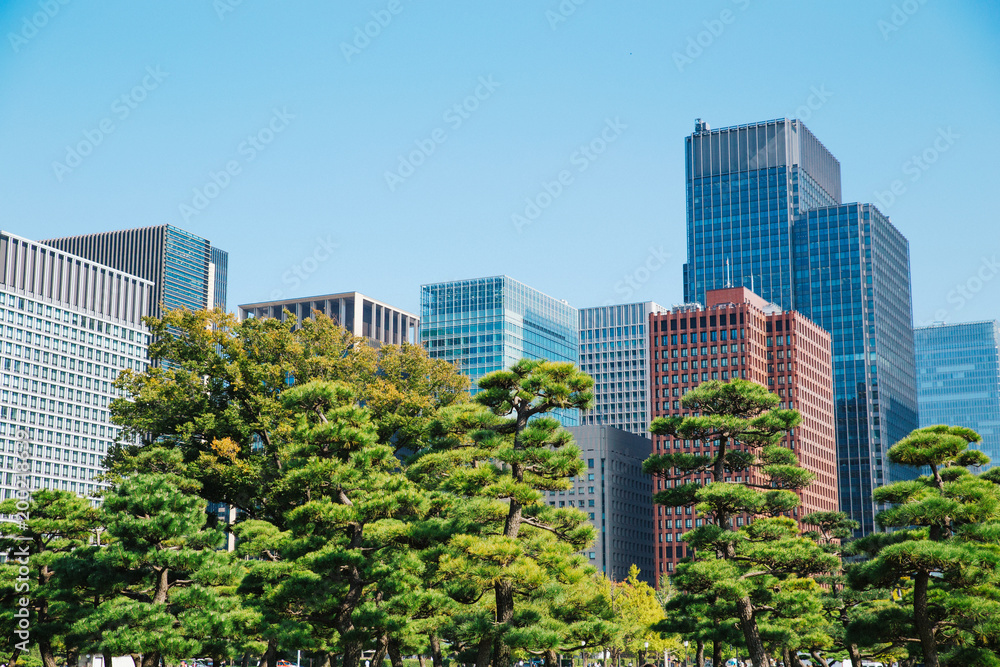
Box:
[648,287,837,576]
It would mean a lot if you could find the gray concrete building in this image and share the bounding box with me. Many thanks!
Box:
[239,292,419,346]
[557,425,655,586]
[578,302,666,437]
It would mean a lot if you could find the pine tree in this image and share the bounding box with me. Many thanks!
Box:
[643,379,837,667]
[848,425,1000,667]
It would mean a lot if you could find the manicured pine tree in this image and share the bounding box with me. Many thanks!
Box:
[643,379,837,667]
[848,425,1000,667]
[0,490,101,667]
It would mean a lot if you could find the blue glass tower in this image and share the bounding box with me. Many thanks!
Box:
[793,203,919,534]
[683,118,841,310]
[915,321,1000,469]
[683,118,918,535]
[421,276,580,425]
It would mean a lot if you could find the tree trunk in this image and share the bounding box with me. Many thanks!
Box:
[373,634,389,667]
[846,644,862,667]
[544,649,558,667]
[735,596,769,667]
[807,651,827,667]
[493,580,515,667]
[418,656,426,667]
[913,571,939,667]
[315,653,331,667]
[695,642,704,667]
[104,650,116,667]
[781,648,791,667]
[387,637,404,667]
[342,642,364,667]
[141,654,161,667]
[38,638,58,667]
[240,654,251,667]
[129,654,142,667]
[790,652,804,667]
[263,639,279,667]
[430,636,444,667]
[474,637,491,667]
[712,640,722,667]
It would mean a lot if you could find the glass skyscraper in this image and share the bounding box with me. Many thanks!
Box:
[683,118,918,535]
[578,302,665,437]
[915,321,1000,469]
[42,225,228,318]
[420,276,579,425]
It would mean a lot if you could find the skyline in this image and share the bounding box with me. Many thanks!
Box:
[2,2,998,325]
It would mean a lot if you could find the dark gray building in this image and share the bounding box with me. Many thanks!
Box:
[42,225,228,318]
[683,118,918,536]
[916,321,1000,469]
[560,426,655,586]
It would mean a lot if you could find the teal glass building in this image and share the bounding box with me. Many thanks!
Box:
[683,118,918,536]
[420,275,580,425]
[915,321,1000,469]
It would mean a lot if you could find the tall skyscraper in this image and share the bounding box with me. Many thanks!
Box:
[648,287,837,575]
[0,231,152,500]
[42,225,228,318]
[564,425,655,585]
[239,292,419,346]
[683,118,841,310]
[682,118,918,535]
[420,275,579,425]
[915,321,1000,469]
[578,302,666,437]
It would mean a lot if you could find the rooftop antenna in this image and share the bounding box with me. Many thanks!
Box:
[725,258,732,288]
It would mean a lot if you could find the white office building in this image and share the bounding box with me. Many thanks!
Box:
[0,231,152,499]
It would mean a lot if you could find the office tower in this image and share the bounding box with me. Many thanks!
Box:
[564,425,655,586]
[42,225,228,318]
[683,118,841,310]
[239,292,419,346]
[648,287,836,576]
[421,275,579,425]
[683,118,918,535]
[793,203,918,534]
[0,231,152,500]
[915,321,1000,469]
[578,302,666,437]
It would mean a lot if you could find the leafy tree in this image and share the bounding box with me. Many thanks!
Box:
[0,490,101,667]
[643,379,837,667]
[848,425,1000,667]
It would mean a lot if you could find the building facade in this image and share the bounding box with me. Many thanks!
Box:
[915,321,1000,469]
[0,231,152,501]
[578,302,666,437]
[239,292,419,346]
[648,287,836,575]
[682,118,918,535]
[564,425,655,586]
[42,225,228,318]
[420,276,579,424]
[793,203,918,534]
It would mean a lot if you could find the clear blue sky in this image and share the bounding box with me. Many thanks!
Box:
[2,1,998,326]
